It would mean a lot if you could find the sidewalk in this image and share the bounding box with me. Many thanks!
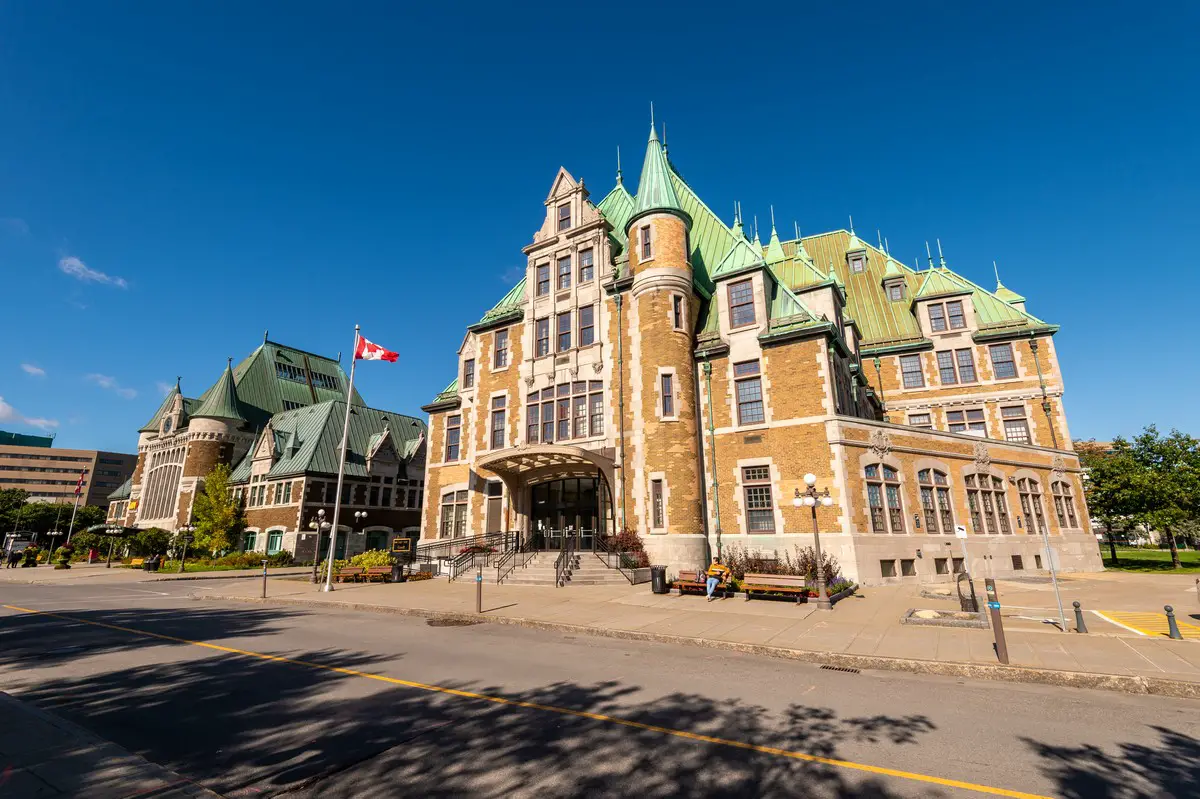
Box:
[0,691,222,798]
[0,563,312,585]
[197,571,1200,698]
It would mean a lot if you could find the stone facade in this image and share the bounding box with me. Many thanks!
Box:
[420,126,1103,584]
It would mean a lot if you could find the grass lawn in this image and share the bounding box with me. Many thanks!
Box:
[1103,547,1200,573]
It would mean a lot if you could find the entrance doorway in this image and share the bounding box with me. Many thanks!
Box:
[530,477,606,550]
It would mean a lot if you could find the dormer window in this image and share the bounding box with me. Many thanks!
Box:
[640,225,652,260]
[728,279,756,328]
[557,204,571,231]
[849,254,866,273]
[927,300,967,332]
[885,280,906,301]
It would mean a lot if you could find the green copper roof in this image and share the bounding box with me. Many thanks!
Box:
[229,400,426,482]
[473,277,526,329]
[426,378,458,406]
[767,268,817,326]
[191,360,247,423]
[628,125,686,228]
[597,183,635,245]
[994,281,1026,304]
[764,224,787,264]
[914,268,973,299]
[882,252,904,279]
[229,340,363,429]
[138,381,181,432]
[712,236,765,278]
[107,476,132,502]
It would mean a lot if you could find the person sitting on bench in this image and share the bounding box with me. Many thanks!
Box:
[705,557,731,602]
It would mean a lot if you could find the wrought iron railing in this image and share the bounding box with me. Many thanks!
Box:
[495,539,538,583]
[592,535,651,584]
[553,533,578,587]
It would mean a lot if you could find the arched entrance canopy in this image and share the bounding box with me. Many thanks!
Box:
[476,444,616,489]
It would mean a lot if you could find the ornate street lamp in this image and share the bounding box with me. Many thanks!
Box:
[176,524,195,573]
[793,473,835,611]
[104,523,124,569]
[308,510,330,584]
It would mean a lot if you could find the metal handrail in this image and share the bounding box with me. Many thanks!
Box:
[447,550,474,582]
[554,533,578,587]
[594,535,636,584]
[496,540,539,583]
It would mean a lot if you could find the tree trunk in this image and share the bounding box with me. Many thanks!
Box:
[1106,524,1118,563]
[1165,525,1182,569]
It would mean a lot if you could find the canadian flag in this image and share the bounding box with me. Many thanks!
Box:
[74,470,87,496]
[354,334,399,363]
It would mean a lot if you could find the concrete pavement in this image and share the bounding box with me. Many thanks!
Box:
[1,580,1196,798]
[187,570,1200,694]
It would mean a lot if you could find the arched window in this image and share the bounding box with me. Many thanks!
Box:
[917,469,954,534]
[1051,481,1079,529]
[965,473,1012,535]
[865,464,904,534]
[1017,478,1047,535]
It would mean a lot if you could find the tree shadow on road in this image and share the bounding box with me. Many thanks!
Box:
[0,605,305,668]
[14,642,940,798]
[1023,725,1200,799]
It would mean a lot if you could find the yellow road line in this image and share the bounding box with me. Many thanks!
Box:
[2,604,1051,799]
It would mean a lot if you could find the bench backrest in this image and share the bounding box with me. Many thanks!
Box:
[365,566,392,574]
[677,570,699,582]
[337,566,364,574]
[743,572,807,588]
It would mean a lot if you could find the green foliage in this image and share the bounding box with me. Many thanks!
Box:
[52,545,73,567]
[1123,426,1200,568]
[606,529,650,568]
[191,464,245,555]
[350,549,395,568]
[721,544,840,585]
[133,527,170,555]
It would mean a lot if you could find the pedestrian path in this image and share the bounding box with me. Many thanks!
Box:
[0,691,223,798]
[1095,610,1200,640]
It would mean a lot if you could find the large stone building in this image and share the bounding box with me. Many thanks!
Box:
[107,339,427,560]
[0,431,135,507]
[420,123,1102,584]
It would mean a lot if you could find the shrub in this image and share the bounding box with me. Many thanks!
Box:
[351,549,395,568]
[458,545,496,555]
[722,544,840,585]
[53,545,73,568]
[406,571,433,582]
[606,529,651,568]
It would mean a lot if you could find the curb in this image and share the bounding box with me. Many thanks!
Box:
[198,593,1200,701]
[146,569,311,582]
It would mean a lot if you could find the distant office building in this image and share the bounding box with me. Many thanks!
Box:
[0,433,136,506]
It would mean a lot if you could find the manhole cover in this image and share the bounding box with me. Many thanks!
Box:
[426,618,481,627]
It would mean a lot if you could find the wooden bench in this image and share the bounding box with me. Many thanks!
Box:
[335,566,364,583]
[672,569,733,599]
[742,572,809,603]
[363,566,393,583]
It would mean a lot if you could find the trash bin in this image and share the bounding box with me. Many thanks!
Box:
[650,565,669,594]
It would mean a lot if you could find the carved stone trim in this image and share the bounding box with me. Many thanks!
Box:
[868,429,892,458]
[973,440,991,469]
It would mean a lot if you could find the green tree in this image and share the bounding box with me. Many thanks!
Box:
[134,527,170,555]
[0,488,30,531]
[1079,441,1144,564]
[191,463,244,555]
[1127,426,1200,569]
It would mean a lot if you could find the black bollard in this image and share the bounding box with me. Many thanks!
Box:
[1165,606,1183,640]
[1073,601,1088,634]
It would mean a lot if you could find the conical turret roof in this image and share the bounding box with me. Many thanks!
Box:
[192,359,247,423]
[628,124,688,230]
[138,378,181,432]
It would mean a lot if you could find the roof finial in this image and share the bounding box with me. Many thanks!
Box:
[662,123,668,156]
[937,238,947,269]
[849,214,855,234]
[649,101,656,141]
[175,376,181,390]
[733,201,739,224]
[263,329,268,344]
[925,241,935,269]
[877,229,883,251]
[794,221,800,240]
[993,259,1003,286]
[769,205,777,235]
[753,215,759,239]
[615,146,623,185]
[227,357,233,368]
[884,237,891,255]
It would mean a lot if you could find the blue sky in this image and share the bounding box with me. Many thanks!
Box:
[2,2,1197,453]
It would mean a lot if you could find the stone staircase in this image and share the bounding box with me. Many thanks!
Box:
[500,551,632,586]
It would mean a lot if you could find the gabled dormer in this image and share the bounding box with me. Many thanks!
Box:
[845,223,867,274]
[881,251,907,302]
[251,422,278,466]
[527,167,606,250]
[913,268,976,336]
[366,426,401,479]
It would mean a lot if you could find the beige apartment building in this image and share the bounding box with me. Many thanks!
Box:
[419,123,1102,585]
[0,432,135,507]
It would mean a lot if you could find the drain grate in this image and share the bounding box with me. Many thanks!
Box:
[426,617,482,627]
[820,665,861,674]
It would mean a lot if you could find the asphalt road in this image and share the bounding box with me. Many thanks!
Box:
[0,579,1196,798]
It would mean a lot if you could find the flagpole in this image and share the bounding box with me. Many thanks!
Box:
[65,470,85,544]
[323,325,360,592]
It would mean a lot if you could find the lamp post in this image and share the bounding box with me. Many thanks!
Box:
[104,523,123,569]
[793,473,835,611]
[354,511,367,557]
[176,524,195,573]
[308,510,330,584]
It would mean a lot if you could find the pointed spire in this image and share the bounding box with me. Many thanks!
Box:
[192,358,246,423]
[769,205,777,237]
[765,206,785,264]
[885,237,891,255]
[992,260,1026,305]
[877,230,884,251]
[628,106,687,229]
[731,202,745,239]
[925,241,935,269]
[752,215,761,250]
[937,238,947,269]
[849,215,855,234]
[263,330,268,344]
[615,146,623,186]
[662,123,668,156]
